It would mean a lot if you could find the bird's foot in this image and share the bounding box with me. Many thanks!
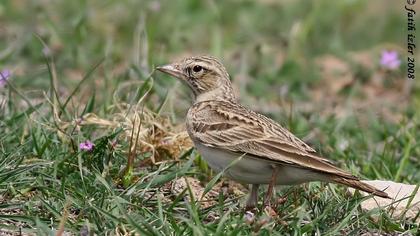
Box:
[263,204,277,218]
[245,203,258,212]
[263,195,287,218]
[275,196,287,207]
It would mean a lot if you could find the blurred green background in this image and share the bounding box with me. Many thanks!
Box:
[0,0,412,92]
[0,0,419,235]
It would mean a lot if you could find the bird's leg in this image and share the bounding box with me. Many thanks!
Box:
[263,165,279,207]
[245,184,260,210]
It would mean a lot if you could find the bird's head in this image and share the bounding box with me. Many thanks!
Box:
[157,56,235,103]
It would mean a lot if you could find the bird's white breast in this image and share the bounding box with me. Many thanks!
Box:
[194,142,326,185]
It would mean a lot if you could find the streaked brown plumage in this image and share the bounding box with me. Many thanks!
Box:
[157,55,389,208]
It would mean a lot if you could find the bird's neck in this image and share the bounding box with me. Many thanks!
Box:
[194,86,236,104]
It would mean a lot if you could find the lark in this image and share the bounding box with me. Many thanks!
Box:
[157,55,389,208]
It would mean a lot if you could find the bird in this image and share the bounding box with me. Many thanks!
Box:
[156,55,389,209]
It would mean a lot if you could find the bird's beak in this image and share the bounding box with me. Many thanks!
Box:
[156,63,184,79]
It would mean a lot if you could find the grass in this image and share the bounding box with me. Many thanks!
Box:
[0,0,419,235]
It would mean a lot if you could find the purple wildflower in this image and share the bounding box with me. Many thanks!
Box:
[42,46,52,57]
[380,50,401,70]
[244,211,255,224]
[0,69,11,87]
[79,140,94,151]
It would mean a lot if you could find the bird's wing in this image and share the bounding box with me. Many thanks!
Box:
[189,101,356,179]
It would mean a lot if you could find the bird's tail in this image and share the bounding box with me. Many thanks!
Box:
[332,177,390,199]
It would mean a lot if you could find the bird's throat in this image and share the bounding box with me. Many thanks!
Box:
[194,87,236,103]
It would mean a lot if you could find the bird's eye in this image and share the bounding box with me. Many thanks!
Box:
[192,65,203,73]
